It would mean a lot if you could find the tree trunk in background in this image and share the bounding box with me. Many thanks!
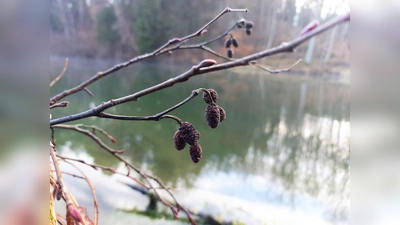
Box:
[113,2,138,53]
[77,0,92,30]
[56,0,70,40]
[266,0,278,49]
[324,25,337,63]
[305,36,316,64]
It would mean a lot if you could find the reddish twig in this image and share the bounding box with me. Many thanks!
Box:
[61,160,98,225]
[49,143,76,216]
[50,58,69,87]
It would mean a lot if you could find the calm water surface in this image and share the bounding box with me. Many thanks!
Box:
[51,57,349,225]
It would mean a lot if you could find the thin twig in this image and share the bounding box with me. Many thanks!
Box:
[251,58,303,73]
[52,125,124,154]
[56,155,147,187]
[49,143,75,210]
[97,89,203,123]
[83,88,95,97]
[201,45,303,74]
[76,124,117,143]
[49,8,248,105]
[50,101,69,109]
[50,13,350,126]
[62,160,98,225]
[50,58,69,87]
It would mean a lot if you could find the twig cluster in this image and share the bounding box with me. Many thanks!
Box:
[50,7,350,225]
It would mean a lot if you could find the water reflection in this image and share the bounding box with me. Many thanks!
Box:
[51,57,349,224]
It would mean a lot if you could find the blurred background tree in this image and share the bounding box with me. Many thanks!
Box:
[49,0,349,73]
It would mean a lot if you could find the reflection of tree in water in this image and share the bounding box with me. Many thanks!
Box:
[52,61,349,221]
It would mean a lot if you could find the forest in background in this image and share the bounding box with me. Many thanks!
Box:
[50,0,350,77]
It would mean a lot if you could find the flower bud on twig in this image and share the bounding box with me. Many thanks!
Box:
[300,20,319,36]
[67,204,83,223]
[197,59,217,68]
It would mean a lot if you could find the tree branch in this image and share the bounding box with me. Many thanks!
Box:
[252,58,303,74]
[61,160,98,225]
[50,11,349,126]
[50,58,68,87]
[97,88,204,123]
[51,124,124,154]
[49,7,248,105]
[50,143,76,216]
[56,155,147,188]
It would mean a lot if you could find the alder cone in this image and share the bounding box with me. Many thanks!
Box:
[245,28,252,36]
[227,48,234,58]
[179,122,200,145]
[225,39,232,48]
[205,105,220,128]
[245,21,254,29]
[218,106,226,122]
[173,130,186,150]
[202,89,218,104]
[189,142,203,163]
[232,38,239,48]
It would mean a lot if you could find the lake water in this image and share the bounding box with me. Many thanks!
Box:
[51,56,349,225]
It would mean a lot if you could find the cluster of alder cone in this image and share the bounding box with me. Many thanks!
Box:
[225,19,254,58]
[173,89,226,163]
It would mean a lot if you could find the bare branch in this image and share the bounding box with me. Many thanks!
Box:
[50,58,69,87]
[52,124,124,154]
[76,124,117,143]
[50,12,349,126]
[61,160,98,225]
[56,155,147,187]
[50,101,69,109]
[49,143,76,214]
[49,8,248,105]
[83,88,95,97]
[252,58,303,74]
[97,88,204,123]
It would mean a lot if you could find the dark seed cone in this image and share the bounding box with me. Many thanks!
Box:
[245,21,254,29]
[179,122,200,146]
[232,38,239,48]
[218,106,226,122]
[202,89,218,104]
[227,49,234,58]
[225,39,232,48]
[205,105,220,129]
[173,130,186,150]
[237,20,246,28]
[189,142,202,163]
[245,29,252,36]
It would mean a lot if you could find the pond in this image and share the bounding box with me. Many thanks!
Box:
[51,56,349,225]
